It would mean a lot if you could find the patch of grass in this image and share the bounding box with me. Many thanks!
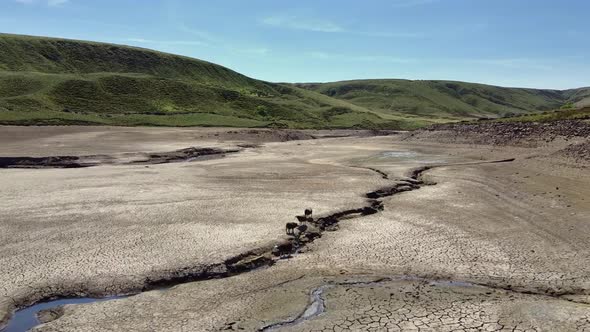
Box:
[0,70,411,128]
[560,102,576,109]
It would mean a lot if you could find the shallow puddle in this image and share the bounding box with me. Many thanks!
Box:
[350,150,447,167]
[3,296,123,332]
[379,151,420,158]
[376,150,446,164]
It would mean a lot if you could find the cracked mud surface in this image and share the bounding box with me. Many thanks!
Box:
[0,127,393,330]
[273,277,590,332]
[1,126,589,331]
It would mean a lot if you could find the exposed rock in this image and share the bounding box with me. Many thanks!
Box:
[556,141,590,161]
[404,119,590,146]
[37,306,65,324]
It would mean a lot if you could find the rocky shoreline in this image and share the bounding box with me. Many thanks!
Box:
[406,119,590,145]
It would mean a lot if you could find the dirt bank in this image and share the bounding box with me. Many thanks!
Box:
[404,119,590,146]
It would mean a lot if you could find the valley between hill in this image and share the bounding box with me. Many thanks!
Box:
[2,33,589,129]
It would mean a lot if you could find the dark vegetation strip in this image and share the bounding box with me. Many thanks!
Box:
[0,147,239,169]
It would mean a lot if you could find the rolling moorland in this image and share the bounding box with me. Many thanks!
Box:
[1,33,590,129]
[295,80,590,120]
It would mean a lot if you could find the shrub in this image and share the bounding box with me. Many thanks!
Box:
[322,106,352,119]
[561,102,575,109]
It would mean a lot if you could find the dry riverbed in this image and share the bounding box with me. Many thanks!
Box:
[0,125,588,331]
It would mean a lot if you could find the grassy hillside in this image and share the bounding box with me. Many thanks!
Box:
[0,34,417,129]
[1,34,588,129]
[296,80,589,120]
[565,88,590,108]
[493,106,590,123]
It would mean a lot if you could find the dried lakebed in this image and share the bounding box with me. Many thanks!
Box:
[0,157,525,332]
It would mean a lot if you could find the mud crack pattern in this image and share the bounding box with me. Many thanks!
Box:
[275,279,590,332]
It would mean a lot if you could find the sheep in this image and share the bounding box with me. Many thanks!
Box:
[317,216,337,228]
[296,215,307,223]
[285,222,298,235]
[272,240,293,258]
[305,231,321,242]
[305,208,313,222]
[295,208,315,223]
[297,224,308,234]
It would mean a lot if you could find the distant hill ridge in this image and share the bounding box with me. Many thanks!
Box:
[295,80,590,120]
[1,33,588,129]
[0,34,261,87]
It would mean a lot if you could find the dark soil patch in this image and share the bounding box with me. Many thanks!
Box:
[0,147,238,169]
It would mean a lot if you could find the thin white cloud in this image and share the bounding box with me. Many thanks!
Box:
[125,38,152,43]
[261,15,344,33]
[164,1,226,45]
[467,58,554,71]
[48,0,68,6]
[124,38,271,58]
[390,0,439,8]
[123,38,208,47]
[159,1,277,59]
[307,51,416,64]
[260,14,421,38]
[14,0,69,6]
[358,31,424,38]
[123,38,271,57]
[236,47,270,55]
[175,24,221,44]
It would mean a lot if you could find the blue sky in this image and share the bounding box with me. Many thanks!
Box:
[1,0,589,89]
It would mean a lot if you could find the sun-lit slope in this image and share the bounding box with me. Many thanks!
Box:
[296,79,589,120]
[0,34,413,129]
[0,33,265,88]
[4,34,585,128]
[492,106,590,123]
[564,88,590,108]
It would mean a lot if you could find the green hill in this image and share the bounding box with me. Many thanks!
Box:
[0,34,409,129]
[295,80,590,121]
[493,106,590,123]
[1,33,588,129]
